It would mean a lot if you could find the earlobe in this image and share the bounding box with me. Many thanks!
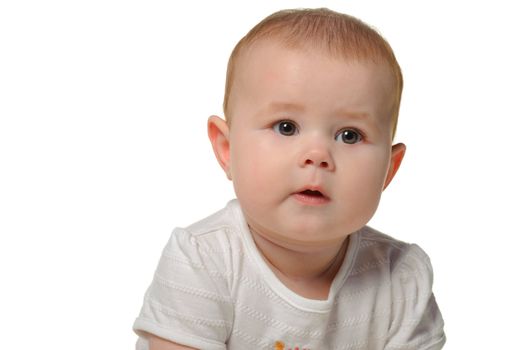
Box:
[383,143,406,190]
[207,115,232,180]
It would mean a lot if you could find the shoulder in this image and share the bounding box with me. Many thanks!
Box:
[160,200,247,287]
[133,202,241,348]
[166,200,242,258]
[356,226,432,277]
[185,200,237,235]
[356,227,445,349]
[180,199,241,243]
[350,226,437,307]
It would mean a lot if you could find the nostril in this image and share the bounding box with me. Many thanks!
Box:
[304,159,330,168]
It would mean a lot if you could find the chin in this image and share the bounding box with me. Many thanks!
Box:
[280,223,340,244]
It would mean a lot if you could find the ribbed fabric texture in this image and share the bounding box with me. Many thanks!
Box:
[134,200,445,349]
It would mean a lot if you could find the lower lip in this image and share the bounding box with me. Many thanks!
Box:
[293,192,330,206]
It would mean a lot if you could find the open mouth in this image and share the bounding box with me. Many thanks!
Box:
[300,189,325,197]
[293,188,330,205]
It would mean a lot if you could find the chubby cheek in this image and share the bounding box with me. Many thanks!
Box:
[338,148,391,224]
[229,133,282,207]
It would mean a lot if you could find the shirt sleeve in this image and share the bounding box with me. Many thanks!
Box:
[133,228,233,350]
[385,244,446,350]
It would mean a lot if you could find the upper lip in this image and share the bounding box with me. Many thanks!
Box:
[294,185,330,199]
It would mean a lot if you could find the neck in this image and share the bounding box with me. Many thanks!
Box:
[249,224,350,286]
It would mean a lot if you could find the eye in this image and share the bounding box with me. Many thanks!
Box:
[335,128,363,144]
[272,120,298,136]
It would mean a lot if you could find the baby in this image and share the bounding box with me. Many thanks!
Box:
[134,8,445,350]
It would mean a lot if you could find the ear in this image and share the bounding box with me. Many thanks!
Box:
[207,115,232,180]
[383,143,406,190]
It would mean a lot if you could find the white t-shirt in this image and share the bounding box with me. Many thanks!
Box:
[133,199,445,349]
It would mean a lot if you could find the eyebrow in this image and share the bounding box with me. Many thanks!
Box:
[335,110,371,121]
[260,102,371,121]
[260,102,305,115]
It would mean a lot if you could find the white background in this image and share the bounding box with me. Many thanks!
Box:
[1,0,525,348]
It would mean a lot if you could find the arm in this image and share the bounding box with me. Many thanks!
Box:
[146,333,198,350]
[133,228,232,349]
[386,244,446,350]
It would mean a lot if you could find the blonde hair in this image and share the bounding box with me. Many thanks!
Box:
[223,8,403,138]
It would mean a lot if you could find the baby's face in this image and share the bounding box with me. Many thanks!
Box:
[220,40,402,248]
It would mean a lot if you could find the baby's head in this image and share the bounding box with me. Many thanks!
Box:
[209,8,406,248]
[224,7,403,137]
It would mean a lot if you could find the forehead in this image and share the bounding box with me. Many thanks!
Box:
[229,40,396,125]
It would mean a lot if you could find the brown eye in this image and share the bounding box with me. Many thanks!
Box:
[335,129,362,144]
[273,120,298,136]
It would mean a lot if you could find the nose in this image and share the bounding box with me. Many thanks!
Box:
[298,146,335,171]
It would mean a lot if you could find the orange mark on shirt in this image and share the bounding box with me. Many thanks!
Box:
[274,341,310,350]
